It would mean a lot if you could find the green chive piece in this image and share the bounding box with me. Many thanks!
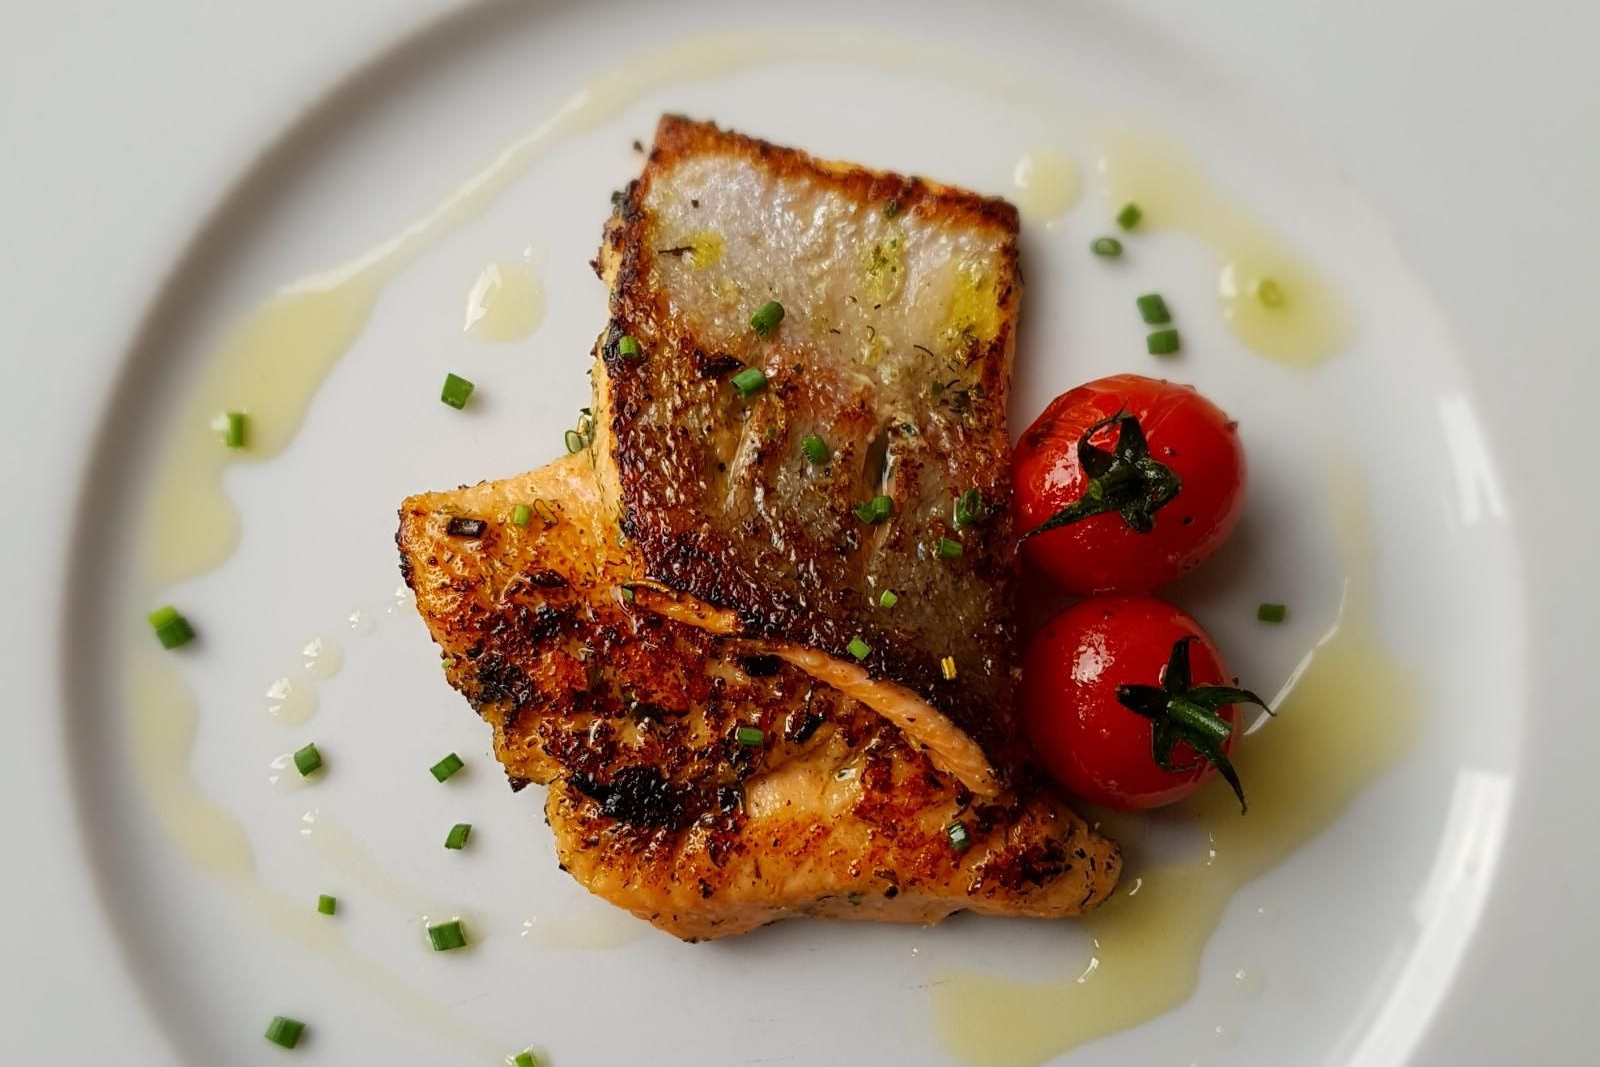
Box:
[878,590,898,609]
[1116,202,1143,230]
[947,821,973,853]
[621,586,636,603]
[937,537,963,559]
[317,894,337,916]
[853,495,893,524]
[749,300,785,338]
[563,429,586,454]
[1257,603,1288,623]
[731,366,767,397]
[801,433,830,465]
[735,726,765,747]
[846,637,871,661]
[1146,329,1181,356]
[511,504,532,527]
[264,1016,305,1049]
[514,1053,541,1067]
[427,919,468,952]
[147,605,196,650]
[1090,236,1123,257]
[430,753,464,783]
[440,373,475,409]
[223,412,248,449]
[293,744,322,778]
[1256,278,1285,307]
[1136,293,1172,325]
[953,488,984,527]
[444,823,472,850]
[618,334,642,359]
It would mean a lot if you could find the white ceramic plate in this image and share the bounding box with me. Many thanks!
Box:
[4,1,1597,1064]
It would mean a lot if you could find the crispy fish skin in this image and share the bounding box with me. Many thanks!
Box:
[397,456,1120,940]
[591,116,1026,787]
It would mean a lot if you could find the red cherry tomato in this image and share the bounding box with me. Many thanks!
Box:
[1012,374,1245,595]
[1022,595,1261,812]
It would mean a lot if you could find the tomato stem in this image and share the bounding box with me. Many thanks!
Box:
[1018,411,1180,541]
[1114,637,1270,813]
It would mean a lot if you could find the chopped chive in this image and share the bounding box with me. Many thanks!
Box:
[1136,293,1172,325]
[430,753,465,782]
[223,412,248,449]
[511,504,532,527]
[514,1054,541,1067]
[947,821,973,853]
[264,1016,305,1049]
[846,636,871,661]
[853,495,894,524]
[293,743,322,778]
[936,537,963,559]
[749,300,785,338]
[1257,603,1288,623]
[1116,202,1143,230]
[953,488,984,527]
[801,433,830,465]
[444,823,472,850]
[621,586,636,603]
[317,894,337,916]
[1146,329,1181,356]
[878,590,899,609]
[940,655,958,681]
[440,373,474,409]
[731,366,767,397]
[618,334,642,359]
[427,919,468,952]
[1256,278,1285,307]
[564,429,586,454]
[445,517,486,538]
[1090,236,1123,257]
[147,605,196,650]
[735,726,765,747]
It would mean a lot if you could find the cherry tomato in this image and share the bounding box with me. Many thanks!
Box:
[1022,595,1262,812]
[1012,374,1245,594]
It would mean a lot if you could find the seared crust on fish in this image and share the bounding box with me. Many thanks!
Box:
[397,456,1120,940]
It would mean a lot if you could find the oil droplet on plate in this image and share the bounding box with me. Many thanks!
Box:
[1232,967,1264,996]
[931,468,1420,1067]
[347,609,377,636]
[1098,127,1348,368]
[301,809,446,916]
[520,909,643,950]
[1011,148,1080,224]
[268,752,311,792]
[463,259,545,342]
[302,636,344,680]
[387,583,415,616]
[265,675,316,724]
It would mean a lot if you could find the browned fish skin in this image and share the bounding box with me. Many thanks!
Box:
[592,116,1026,781]
[397,456,1120,940]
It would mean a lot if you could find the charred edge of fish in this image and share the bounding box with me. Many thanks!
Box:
[569,766,691,829]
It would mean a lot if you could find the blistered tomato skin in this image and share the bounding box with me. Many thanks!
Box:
[1022,595,1242,811]
[1012,374,1246,595]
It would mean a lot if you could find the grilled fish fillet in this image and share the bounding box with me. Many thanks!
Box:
[397,455,1120,940]
[591,117,1023,796]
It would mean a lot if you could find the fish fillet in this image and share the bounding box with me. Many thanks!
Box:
[590,116,1024,795]
[397,456,1120,940]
